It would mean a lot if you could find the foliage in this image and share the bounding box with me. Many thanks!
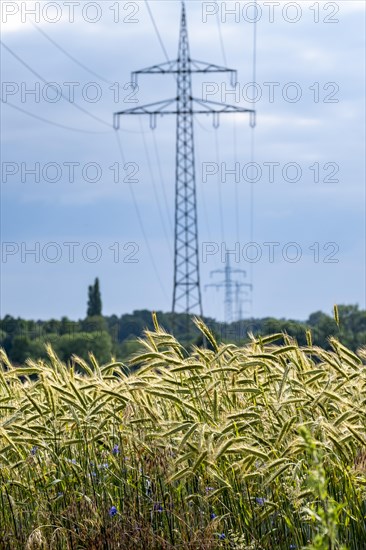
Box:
[1,320,366,549]
[0,304,365,365]
[87,278,102,317]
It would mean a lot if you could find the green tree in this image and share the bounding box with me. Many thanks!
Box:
[59,331,112,364]
[0,330,7,346]
[87,278,102,317]
[9,336,48,364]
[81,315,107,333]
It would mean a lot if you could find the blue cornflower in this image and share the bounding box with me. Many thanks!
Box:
[109,506,117,517]
[112,444,119,455]
[210,512,217,520]
[30,446,38,456]
[219,533,226,540]
[154,503,163,512]
[255,497,265,505]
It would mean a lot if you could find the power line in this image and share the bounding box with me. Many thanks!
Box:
[195,135,212,243]
[215,10,228,66]
[30,23,112,85]
[138,117,173,259]
[215,11,240,252]
[114,129,169,302]
[2,33,169,302]
[233,118,240,243]
[249,0,258,317]
[250,7,258,247]
[214,129,225,244]
[2,39,149,135]
[26,26,151,135]
[195,133,223,281]
[151,130,174,234]
[215,4,255,320]
[1,100,111,134]
[1,41,111,129]
[144,0,170,62]
[217,7,257,319]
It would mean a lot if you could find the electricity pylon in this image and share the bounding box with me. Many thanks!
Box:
[206,258,252,323]
[114,1,255,316]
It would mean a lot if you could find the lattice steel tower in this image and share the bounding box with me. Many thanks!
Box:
[114,1,255,316]
[206,258,252,324]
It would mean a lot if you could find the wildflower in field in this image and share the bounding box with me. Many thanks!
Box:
[154,503,163,512]
[205,486,214,493]
[109,506,117,517]
[255,497,265,505]
[112,444,119,455]
[210,513,217,520]
[30,446,38,456]
[218,533,226,540]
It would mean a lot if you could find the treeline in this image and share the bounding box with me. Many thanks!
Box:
[0,305,365,365]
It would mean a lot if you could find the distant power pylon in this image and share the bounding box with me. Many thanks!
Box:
[114,1,255,316]
[206,258,252,323]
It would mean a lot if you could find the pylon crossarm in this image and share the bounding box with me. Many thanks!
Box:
[114,100,256,130]
[113,98,177,129]
[132,61,178,82]
[190,59,237,81]
[132,60,236,84]
[192,97,254,114]
[192,98,256,128]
